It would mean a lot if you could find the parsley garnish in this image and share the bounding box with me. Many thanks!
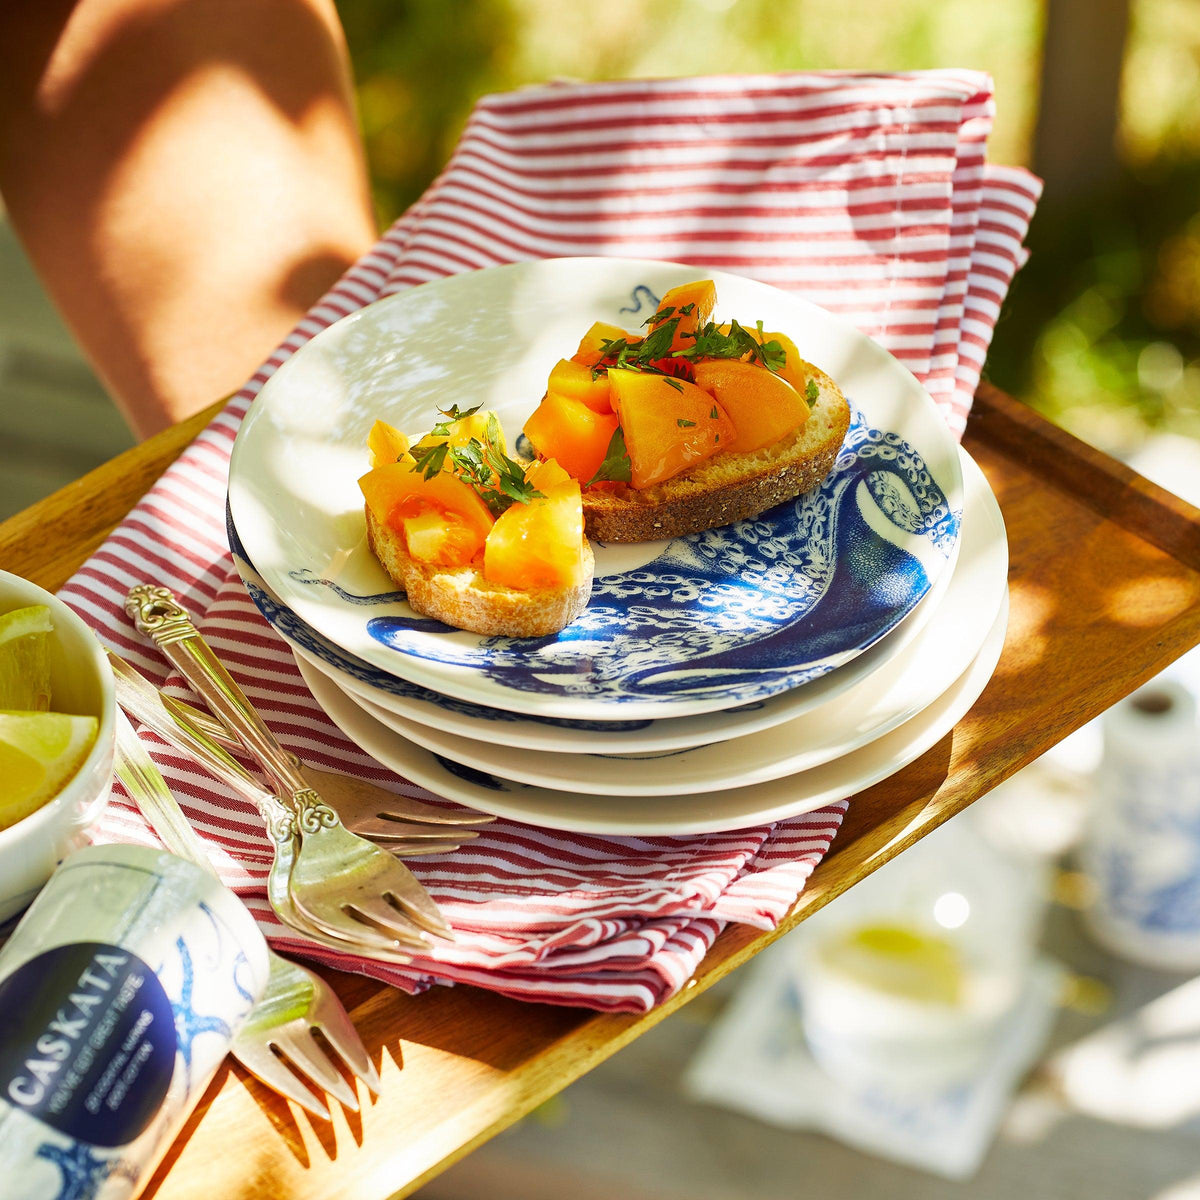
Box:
[598,316,788,377]
[709,406,719,420]
[804,378,819,404]
[428,403,482,438]
[409,440,450,478]
[585,426,633,487]
[588,309,790,398]
[638,317,680,361]
[595,322,686,384]
[677,418,696,428]
[408,408,543,515]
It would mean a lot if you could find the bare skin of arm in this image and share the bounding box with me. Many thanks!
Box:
[0,0,378,437]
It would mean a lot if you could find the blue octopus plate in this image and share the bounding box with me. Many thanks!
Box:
[226,257,963,720]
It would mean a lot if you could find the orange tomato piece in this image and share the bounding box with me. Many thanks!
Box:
[607,368,735,490]
[367,419,411,467]
[571,321,636,367]
[716,324,807,393]
[358,461,494,567]
[484,478,588,592]
[650,280,717,354]
[525,457,574,490]
[523,393,620,483]
[547,358,613,413]
[412,409,502,454]
[400,509,485,568]
[691,359,810,453]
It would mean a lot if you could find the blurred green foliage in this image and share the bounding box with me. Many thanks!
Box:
[335,0,1039,224]
[335,0,1200,453]
[988,160,1200,451]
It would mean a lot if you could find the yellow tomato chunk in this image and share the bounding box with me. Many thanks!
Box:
[484,481,588,591]
[401,509,487,568]
[525,457,573,491]
[607,368,736,490]
[524,392,620,483]
[413,409,504,456]
[572,321,636,367]
[367,420,411,467]
[547,358,613,413]
[359,460,495,568]
[691,359,810,453]
[651,280,717,353]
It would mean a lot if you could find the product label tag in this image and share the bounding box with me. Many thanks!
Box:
[0,942,176,1147]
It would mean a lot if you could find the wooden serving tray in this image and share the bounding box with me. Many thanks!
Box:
[4,384,1200,1200]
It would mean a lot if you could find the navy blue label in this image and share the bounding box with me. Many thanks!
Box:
[0,942,176,1147]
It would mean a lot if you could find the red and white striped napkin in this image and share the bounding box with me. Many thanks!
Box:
[64,71,1041,1012]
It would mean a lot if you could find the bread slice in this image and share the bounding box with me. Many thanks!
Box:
[365,506,595,638]
[581,358,851,543]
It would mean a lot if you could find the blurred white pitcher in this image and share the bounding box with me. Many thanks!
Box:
[1082,679,1200,969]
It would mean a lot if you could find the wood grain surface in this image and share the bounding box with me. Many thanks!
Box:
[4,384,1200,1200]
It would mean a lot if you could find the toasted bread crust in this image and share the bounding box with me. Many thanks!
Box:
[580,358,851,542]
[365,507,595,637]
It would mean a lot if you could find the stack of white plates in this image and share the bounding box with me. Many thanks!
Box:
[226,259,1008,836]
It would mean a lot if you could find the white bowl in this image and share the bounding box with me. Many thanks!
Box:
[0,570,115,921]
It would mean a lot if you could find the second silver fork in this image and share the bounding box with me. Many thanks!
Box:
[107,650,478,857]
[113,712,379,1121]
[125,584,454,949]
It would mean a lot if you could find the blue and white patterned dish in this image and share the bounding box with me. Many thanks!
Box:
[227,467,958,754]
[324,449,1006,792]
[227,257,963,720]
[295,594,1009,836]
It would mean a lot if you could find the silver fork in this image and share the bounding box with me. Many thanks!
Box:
[108,656,428,956]
[107,651,473,857]
[125,584,454,948]
[113,711,380,1121]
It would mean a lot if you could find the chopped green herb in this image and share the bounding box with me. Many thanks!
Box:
[586,425,633,487]
[409,440,449,479]
[428,402,483,438]
[804,378,819,404]
[594,310,788,380]
[409,409,543,515]
[677,418,697,428]
[709,406,719,420]
[638,317,679,361]
[759,339,787,373]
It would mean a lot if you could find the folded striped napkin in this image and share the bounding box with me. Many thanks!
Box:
[65,71,1040,1012]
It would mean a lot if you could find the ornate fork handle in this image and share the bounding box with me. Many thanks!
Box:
[125,585,339,833]
[107,649,300,845]
[121,683,329,788]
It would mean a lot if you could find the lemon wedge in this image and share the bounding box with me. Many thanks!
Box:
[0,605,54,711]
[0,710,98,831]
[817,922,966,1006]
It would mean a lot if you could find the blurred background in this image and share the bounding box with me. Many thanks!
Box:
[3,0,1200,517]
[5,2,1200,1196]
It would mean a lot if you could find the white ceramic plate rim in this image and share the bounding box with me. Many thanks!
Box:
[295,593,1008,836]
[303,444,994,754]
[314,446,1008,772]
[272,524,953,753]
[229,256,963,721]
[348,456,1006,794]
